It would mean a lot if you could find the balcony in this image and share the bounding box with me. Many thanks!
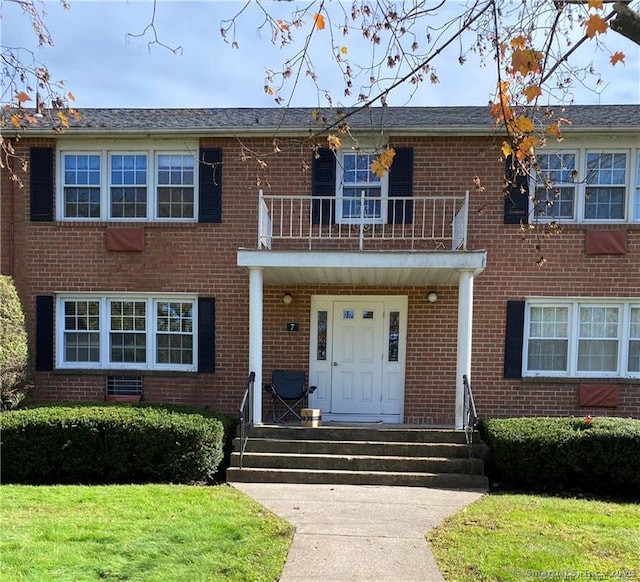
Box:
[258,190,469,252]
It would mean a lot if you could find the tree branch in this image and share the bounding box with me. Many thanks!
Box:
[610,1,640,44]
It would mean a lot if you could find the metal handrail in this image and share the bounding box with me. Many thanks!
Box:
[462,374,478,454]
[238,371,256,469]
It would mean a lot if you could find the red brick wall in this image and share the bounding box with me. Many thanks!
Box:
[2,133,639,423]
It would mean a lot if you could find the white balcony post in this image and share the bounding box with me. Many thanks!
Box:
[248,267,264,424]
[455,270,474,429]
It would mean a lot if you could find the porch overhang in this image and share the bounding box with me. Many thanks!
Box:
[237,249,487,286]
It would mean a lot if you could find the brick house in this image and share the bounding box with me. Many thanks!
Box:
[2,105,639,427]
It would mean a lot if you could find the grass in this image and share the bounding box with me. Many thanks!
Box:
[0,484,294,582]
[428,493,640,582]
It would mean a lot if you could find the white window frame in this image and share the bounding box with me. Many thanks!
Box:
[531,145,638,224]
[56,293,198,372]
[57,140,198,222]
[108,152,150,219]
[335,149,389,225]
[523,298,640,379]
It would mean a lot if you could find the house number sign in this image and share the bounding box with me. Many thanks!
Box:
[286,323,299,332]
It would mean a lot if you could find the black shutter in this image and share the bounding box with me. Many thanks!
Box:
[36,295,54,371]
[504,155,529,224]
[30,147,54,222]
[199,148,222,223]
[311,148,336,225]
[387,147,413,224]
[198,297,215,372]
[504,300,525,379]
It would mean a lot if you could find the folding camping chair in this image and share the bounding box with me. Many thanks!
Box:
[265,369,317,423]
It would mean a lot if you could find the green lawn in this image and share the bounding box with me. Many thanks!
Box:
[0,484,294,582]
[428,493,640,582]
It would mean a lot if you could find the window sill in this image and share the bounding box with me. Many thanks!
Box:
[520,376,639,385]
[54,369,198,377]
[105,395,142,403]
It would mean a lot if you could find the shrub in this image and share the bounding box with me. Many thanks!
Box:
[479,416,640,497]
[0,276,29,409]
[0,404,227,484]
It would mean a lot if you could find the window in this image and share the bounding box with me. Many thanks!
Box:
[336,151,388,224]
[585,152,626,220]
[110,154,148,218]
[59,143,197,221]
[63,154,101,218]
[534,152,576,220]
[532,148,637,223]
[57,294,197,371]
[157,154,195,219]
[524,300,640,378]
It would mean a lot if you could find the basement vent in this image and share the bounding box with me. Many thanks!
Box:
[106,376,143,397]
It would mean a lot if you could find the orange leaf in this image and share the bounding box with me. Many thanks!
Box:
[511,48,543,76]
[610,51,625,66]
[370,148,396,177]
[588,0,603,9]
[276,19,289,32]
[16,91,32,105]
[510,116,535,134]
[546,122,561,138]
[501,141,514,158]
[523,84,542,103]
[67,91,76,102]
[327,134,341,150]
[584,14,608,39]
[340,46,348,55]
[314,13,325,30]
[57,110,70,128]
[11,114,20,128]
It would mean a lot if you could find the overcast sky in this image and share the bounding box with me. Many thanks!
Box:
[3,0,639,109]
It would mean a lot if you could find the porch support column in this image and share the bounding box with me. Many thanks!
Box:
[248,267,264,424]
[455,270,474,429]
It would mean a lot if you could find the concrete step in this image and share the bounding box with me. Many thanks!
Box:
[229,424,488,490]
[230,451,484,474]
[249,425,478,444]
[227,466,489,489]
[232,437,486,459]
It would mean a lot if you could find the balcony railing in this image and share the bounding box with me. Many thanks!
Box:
[258,190,469,251]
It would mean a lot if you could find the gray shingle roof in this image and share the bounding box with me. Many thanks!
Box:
[12,105,640,134]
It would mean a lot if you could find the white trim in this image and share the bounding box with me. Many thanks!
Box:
[55,293,198,372]
[308,294,407,423]
[56,139,199,222]
[523,298,640,379]
[531,144,638,224]
[335,150,389,225]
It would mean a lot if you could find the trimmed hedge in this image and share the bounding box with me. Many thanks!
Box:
[0,404,229,484]
[479,416,640,497]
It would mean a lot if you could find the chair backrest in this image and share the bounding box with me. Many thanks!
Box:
[271,370,306,399]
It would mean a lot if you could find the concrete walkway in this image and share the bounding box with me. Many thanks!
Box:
[232,482,484,582]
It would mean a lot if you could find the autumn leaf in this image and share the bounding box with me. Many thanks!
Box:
[57,110,70,128]
[501,141,514,158]
[610,51,625,66]
[588,0,603,9]
[327,134,341,150]
[11,114,20,128]
[340,46,348,55]
[15,91,32,105]
[276,19,289,32]
[511,48,543,76]
[523,84,542,103]
[314,13,325,30]
[264,85,275,96]
[67,91,76,102]
[510,116,535,134]
[370,148,396,178]
[584,14,608,38]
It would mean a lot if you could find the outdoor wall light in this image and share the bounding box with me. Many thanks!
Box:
[427,291,438,303]
[282,293,293,305]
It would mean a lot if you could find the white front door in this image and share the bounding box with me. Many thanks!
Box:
[331,301,385,414]
[309,295,407,422]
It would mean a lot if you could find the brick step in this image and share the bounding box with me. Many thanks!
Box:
[230,451,485,474]
[227,466,489,489]
[232,437,486,459]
